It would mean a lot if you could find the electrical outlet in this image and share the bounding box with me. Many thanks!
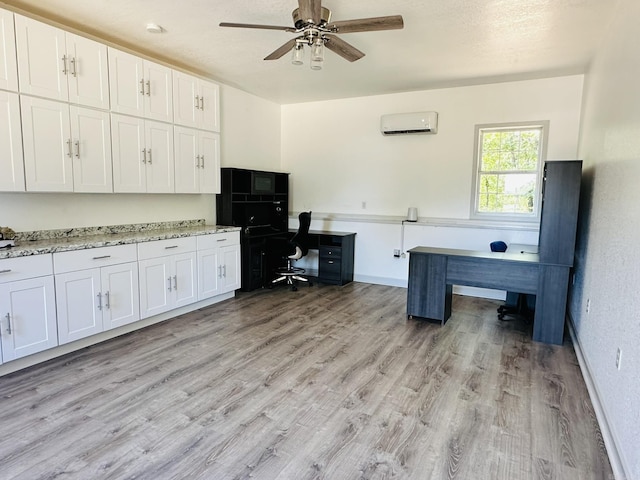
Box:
[361,201,367,209]
[393,249,401,258]
[586,298,591,314]
[616,348,622,370]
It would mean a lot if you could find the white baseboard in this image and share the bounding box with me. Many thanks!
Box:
[567,317,629,480]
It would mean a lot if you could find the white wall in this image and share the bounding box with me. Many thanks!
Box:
[282,76,583,287]
[571,0,640,477]
[0,85,281,232]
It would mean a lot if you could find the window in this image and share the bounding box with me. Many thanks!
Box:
[471,121,548,221]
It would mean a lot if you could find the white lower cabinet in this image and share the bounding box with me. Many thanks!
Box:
[0,255,57,363]
[197,232,240,300]
[138,237,197,319]
[54,245,139,344]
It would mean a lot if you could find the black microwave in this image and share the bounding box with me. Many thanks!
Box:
[251,171,275,195]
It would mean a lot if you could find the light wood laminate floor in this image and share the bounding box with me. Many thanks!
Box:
[0,282,613,479]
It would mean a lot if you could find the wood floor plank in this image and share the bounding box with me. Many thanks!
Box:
[0,283,613,479]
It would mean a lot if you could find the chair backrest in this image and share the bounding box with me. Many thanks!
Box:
[291,211,312,257]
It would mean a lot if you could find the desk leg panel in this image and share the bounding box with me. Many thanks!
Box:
[533,265,570,344]
[407,254,451,323]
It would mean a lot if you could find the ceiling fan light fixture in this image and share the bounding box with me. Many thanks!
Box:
[291,42,304,65]
[310,38,324,70]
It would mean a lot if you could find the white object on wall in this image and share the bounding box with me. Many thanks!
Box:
[380,111,438,135]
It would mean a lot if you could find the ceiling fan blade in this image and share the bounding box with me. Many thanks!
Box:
[324,34,365,62]
[328,15,404,33]
[219,22,295,32]
[264,39,298,60]
[298,0,322,25]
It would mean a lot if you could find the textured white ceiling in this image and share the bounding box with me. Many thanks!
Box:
[1,0,616,104]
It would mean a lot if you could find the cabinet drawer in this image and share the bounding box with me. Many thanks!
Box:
[197,231,240,250]
[0,254,53,283]
[319,256,342,277]
[320,246,342,259]
[137,236,196,260]
[54,244,138,274]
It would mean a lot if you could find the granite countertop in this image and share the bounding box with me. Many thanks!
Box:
[0,220,241,260]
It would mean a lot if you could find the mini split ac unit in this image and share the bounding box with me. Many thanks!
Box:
[380,111,438,135]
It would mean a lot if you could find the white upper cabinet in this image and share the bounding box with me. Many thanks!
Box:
[108,48,173,123]
[174,127,220,194]
[111,113,174,193]
[173,71,220,132]
[0,91,25,192]
[0,9,18,92]
[14,15,109,109]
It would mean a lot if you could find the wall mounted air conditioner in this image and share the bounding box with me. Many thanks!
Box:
[380,111,438,135]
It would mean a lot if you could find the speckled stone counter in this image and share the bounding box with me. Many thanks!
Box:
[0,220,240,259]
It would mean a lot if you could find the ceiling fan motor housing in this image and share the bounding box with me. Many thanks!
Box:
[292,7,331,29]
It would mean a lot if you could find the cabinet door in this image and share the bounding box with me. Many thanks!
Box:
[111,113,146,193]
[174,126,199,193]
[102,262,140,330]
[172,70,199,128]
[0,91,25,192]
[173,252,197,308]
[55,269,103,345]
[138,257,171,319]
[108,47,144,116]
[70,106,113,193]
[199,131,220,193]
[220,244,241,293]
[145,120,174,193]
[0,276,57,362]
[15,15,68,101]
[197,248,220,300]
[66,33,109,109]
[0,9,18,92]
[200,80,220,132]
[21,96,73,192]
[144,60,173,122]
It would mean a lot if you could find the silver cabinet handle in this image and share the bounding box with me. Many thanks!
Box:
[164,245,179,250]
[70,57,77,77]
[328,260,334,264]
[195,155,201,168]
[200,96,204,110]
[92,255,111,260]
[67,139,73,158]
[5,313,11,334]
[200,155,205,169]
[147,149,152,164]
[218,265,222,278]
[0,269,12,274]
[222,265,227,278]
[167,277,172,291]
[74,140,80,158]
[97,292,102,311]
[142,149,147,164]
[195,95,200,110]
[61,55,68,75]
[146,80,151,96]
[104,291,110,310]
[140,78,145,95]
[172,275,177,291]
[216,238,227,242]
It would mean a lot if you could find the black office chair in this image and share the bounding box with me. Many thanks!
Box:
[271,211,312,291]
[490,241,534,322]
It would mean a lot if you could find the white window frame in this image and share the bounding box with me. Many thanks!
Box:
[470,121,549,223]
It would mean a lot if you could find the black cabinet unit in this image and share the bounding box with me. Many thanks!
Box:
[217,168,290,291]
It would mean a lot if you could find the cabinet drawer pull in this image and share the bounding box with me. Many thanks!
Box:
[173,275,178,290]
[67,139,73,158]
[142,149,147,164]
[147,149,152,164]
[145,80,151,96]
[216,238,227,242]
[104,291,110,310]
[96,292,102,311]
[200,155,205,168]
[92,255,111,260]
[70,56,77,77]
[74,140,80,158]
[200,96,204,110]
[140,78,145,95]
[0,269,12,274]
[5,312,11,334]
[164,245,179,249]
[327,261,334,264]
[61,55,68,75]
[167,277,172,291]
[196,155,201,168]
[222,265,227,278]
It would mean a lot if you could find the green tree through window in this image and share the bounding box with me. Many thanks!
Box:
[473,123,545,219]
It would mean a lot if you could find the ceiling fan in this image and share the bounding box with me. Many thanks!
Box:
[219,0,404,69]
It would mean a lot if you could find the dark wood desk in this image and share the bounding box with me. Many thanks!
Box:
[296,230,356,286]
[407,246,571,345]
